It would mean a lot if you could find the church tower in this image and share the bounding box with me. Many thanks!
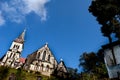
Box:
[1,30,26,68]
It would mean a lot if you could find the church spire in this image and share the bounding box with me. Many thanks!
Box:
[14,29,26,43]
[18,29,26,40]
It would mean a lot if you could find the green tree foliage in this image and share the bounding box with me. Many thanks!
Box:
[51,67,81,80]
[88,0,120,65]
[15,68,26,80]
[89,0,120,41]
[79,51,108,79]
[79,52,98,72]
[47,76,59,80]
[51,68,68,80]
[67,67,80,80]
[89,0,120,24]
[0,66,9,80]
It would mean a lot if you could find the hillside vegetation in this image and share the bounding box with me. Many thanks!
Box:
[0,66,50,80]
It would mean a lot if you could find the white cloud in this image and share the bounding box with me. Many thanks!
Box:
[1,2,25,23]
[23,0,50,21]
[0,0,50,26]
[0,11,5,26]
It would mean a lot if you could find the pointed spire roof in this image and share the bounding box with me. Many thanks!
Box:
[18,29,26,40]
[57,59,68,73]
[14,29,26,43]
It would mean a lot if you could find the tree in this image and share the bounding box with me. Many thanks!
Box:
[0,66,9,80]
[67,67,80,80]
[88,0,120,65]
[89,0,120,41]
[89,0,120,42]
[79,51,108,79]
[15,68,26,80]
[95,50,108,78]
[79,52,98,72]
[89,0,120,25]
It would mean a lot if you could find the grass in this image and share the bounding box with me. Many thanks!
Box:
[0,66,49,80]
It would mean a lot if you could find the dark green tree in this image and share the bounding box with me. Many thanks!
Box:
[95,50,108,78]
[0,66,9,80]
[15,68,26,80]
[89,0,120,26]
[47,76,59,80]
[88,0,120,65]
[79,51,108,79]
[67,67,80,80]
[89,0,120,42]
[79,52,98,72]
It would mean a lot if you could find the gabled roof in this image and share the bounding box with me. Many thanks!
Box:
[25,43,58,64]
[38,43,57,59]
[57,60,67,73]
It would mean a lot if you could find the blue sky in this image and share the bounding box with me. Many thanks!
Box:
[0,0,108,71]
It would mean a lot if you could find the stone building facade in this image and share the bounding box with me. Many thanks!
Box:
[0,30,67,76]
[23,44,58,76]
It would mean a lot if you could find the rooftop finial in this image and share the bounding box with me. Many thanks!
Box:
[45,42,48,47]
[46,42,48,45]
[60,58,63,61]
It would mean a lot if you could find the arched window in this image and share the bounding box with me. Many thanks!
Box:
[36,52,41,59]
[46,65,49,72]
[48,55,50,62]
[41,64,44,71]
[42,51,46,61]
[38,52,41,59]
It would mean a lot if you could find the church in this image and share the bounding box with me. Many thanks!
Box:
[0,30,67,76]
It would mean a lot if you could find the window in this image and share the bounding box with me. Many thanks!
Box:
[38,52,41,59]
[48,55,50,62]
[42,51,46,61]
[46,65,49,72]
[41,64,44,71]
[13,45,19,49]
[36,52,41,59]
